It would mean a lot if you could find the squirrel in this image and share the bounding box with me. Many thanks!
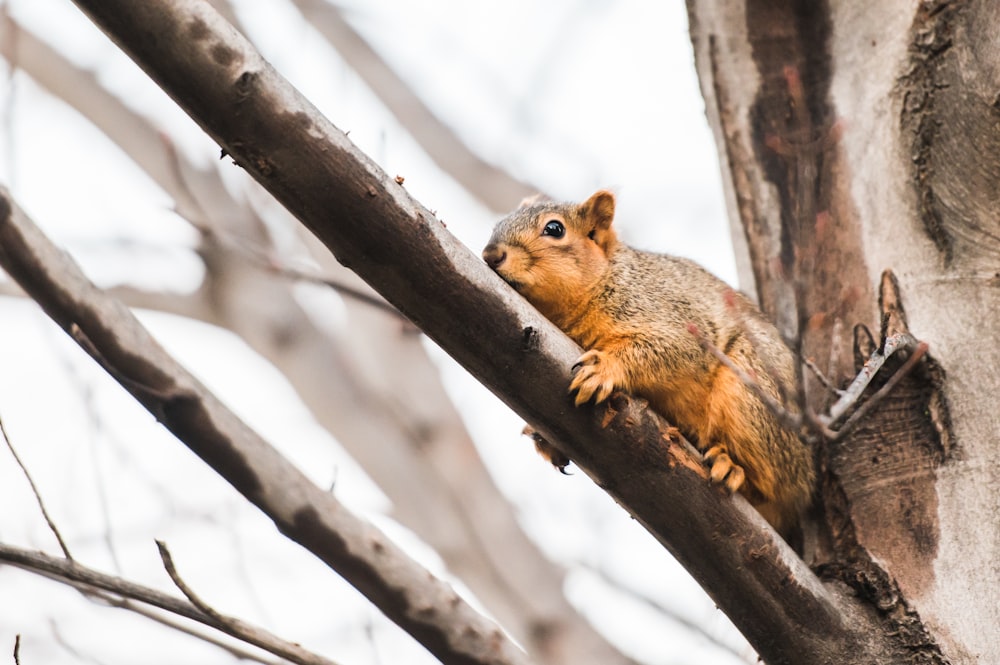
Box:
[482,190,814,536]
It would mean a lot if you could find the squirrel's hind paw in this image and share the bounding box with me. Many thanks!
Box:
[569,349,622,406]
[704,445,746,494]
[522,425,571,473]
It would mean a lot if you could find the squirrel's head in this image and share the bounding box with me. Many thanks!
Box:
[482,190,618,318]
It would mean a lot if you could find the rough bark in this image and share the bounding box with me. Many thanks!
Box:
[58,0,930,662]
[0,22,630,663]
[689,0,998,662]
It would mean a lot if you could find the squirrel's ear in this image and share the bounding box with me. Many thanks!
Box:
[581,190,617,252]
[582,190,616,230]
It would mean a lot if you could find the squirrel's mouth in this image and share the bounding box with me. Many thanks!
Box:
[497,274,523,292]
[489,267,521,291]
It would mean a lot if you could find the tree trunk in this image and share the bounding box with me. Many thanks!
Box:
[688,0,999,661]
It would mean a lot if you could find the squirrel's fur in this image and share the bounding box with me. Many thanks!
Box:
[483,190,814,536]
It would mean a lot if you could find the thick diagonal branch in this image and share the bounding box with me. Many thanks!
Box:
[55,1,910,662]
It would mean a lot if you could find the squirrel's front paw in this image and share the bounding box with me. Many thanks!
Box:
[569,349,624,406]
[704,445,746,494]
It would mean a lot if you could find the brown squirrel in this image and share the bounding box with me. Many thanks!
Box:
[482,190,814,536]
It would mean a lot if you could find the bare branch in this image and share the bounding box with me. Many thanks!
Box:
[0,191,529,665]
[827,340,929,443]
[34,571,278,664]
[191,220,405,319]
[261,259,404,319]
[155,539,245,635]
[0,415,73,559]
[802,355,841,398]
[821,334,918,427]
[0,542,339,665]
[87,588,278,664]
[688,324,804,433]
[12,635,20,665]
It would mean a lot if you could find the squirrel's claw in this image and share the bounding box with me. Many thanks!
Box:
[524,425,573,473]
[569,349,621,405]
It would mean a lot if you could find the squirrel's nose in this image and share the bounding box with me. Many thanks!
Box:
[483,244,507,269]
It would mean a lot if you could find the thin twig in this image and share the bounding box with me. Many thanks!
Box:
[49,339,125,573]
[261,259,405,320]
[155,540,229,626]
[0,415,73,559]
[154,540,341,665]
[688,324,803,433]
[195,220,404,319]
[585,564,753,664]
[12,635,20,665]
[802,356,842,397]
[822,334,913,426]
[689,323,929,446]
[363,614,384,665]
[95,593,276,664]
[829,341,929,443]
[20,567,274,664]
[0,542,341,665]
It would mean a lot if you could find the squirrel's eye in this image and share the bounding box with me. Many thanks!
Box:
[542,220,565,238]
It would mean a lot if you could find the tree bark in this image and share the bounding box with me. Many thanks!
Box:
[59,0,935,662]
[689,0,997,661]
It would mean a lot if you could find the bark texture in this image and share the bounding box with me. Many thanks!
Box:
[689,0,998,661]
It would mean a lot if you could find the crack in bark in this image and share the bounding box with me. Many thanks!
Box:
[899,0,961,263]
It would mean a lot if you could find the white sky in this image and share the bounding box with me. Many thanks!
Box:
[0,1,752,663]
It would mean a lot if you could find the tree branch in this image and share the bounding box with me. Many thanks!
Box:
[0,542,339,665]
[53,2,904,662]
[0,192,529,665]
[85,589,278,664]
